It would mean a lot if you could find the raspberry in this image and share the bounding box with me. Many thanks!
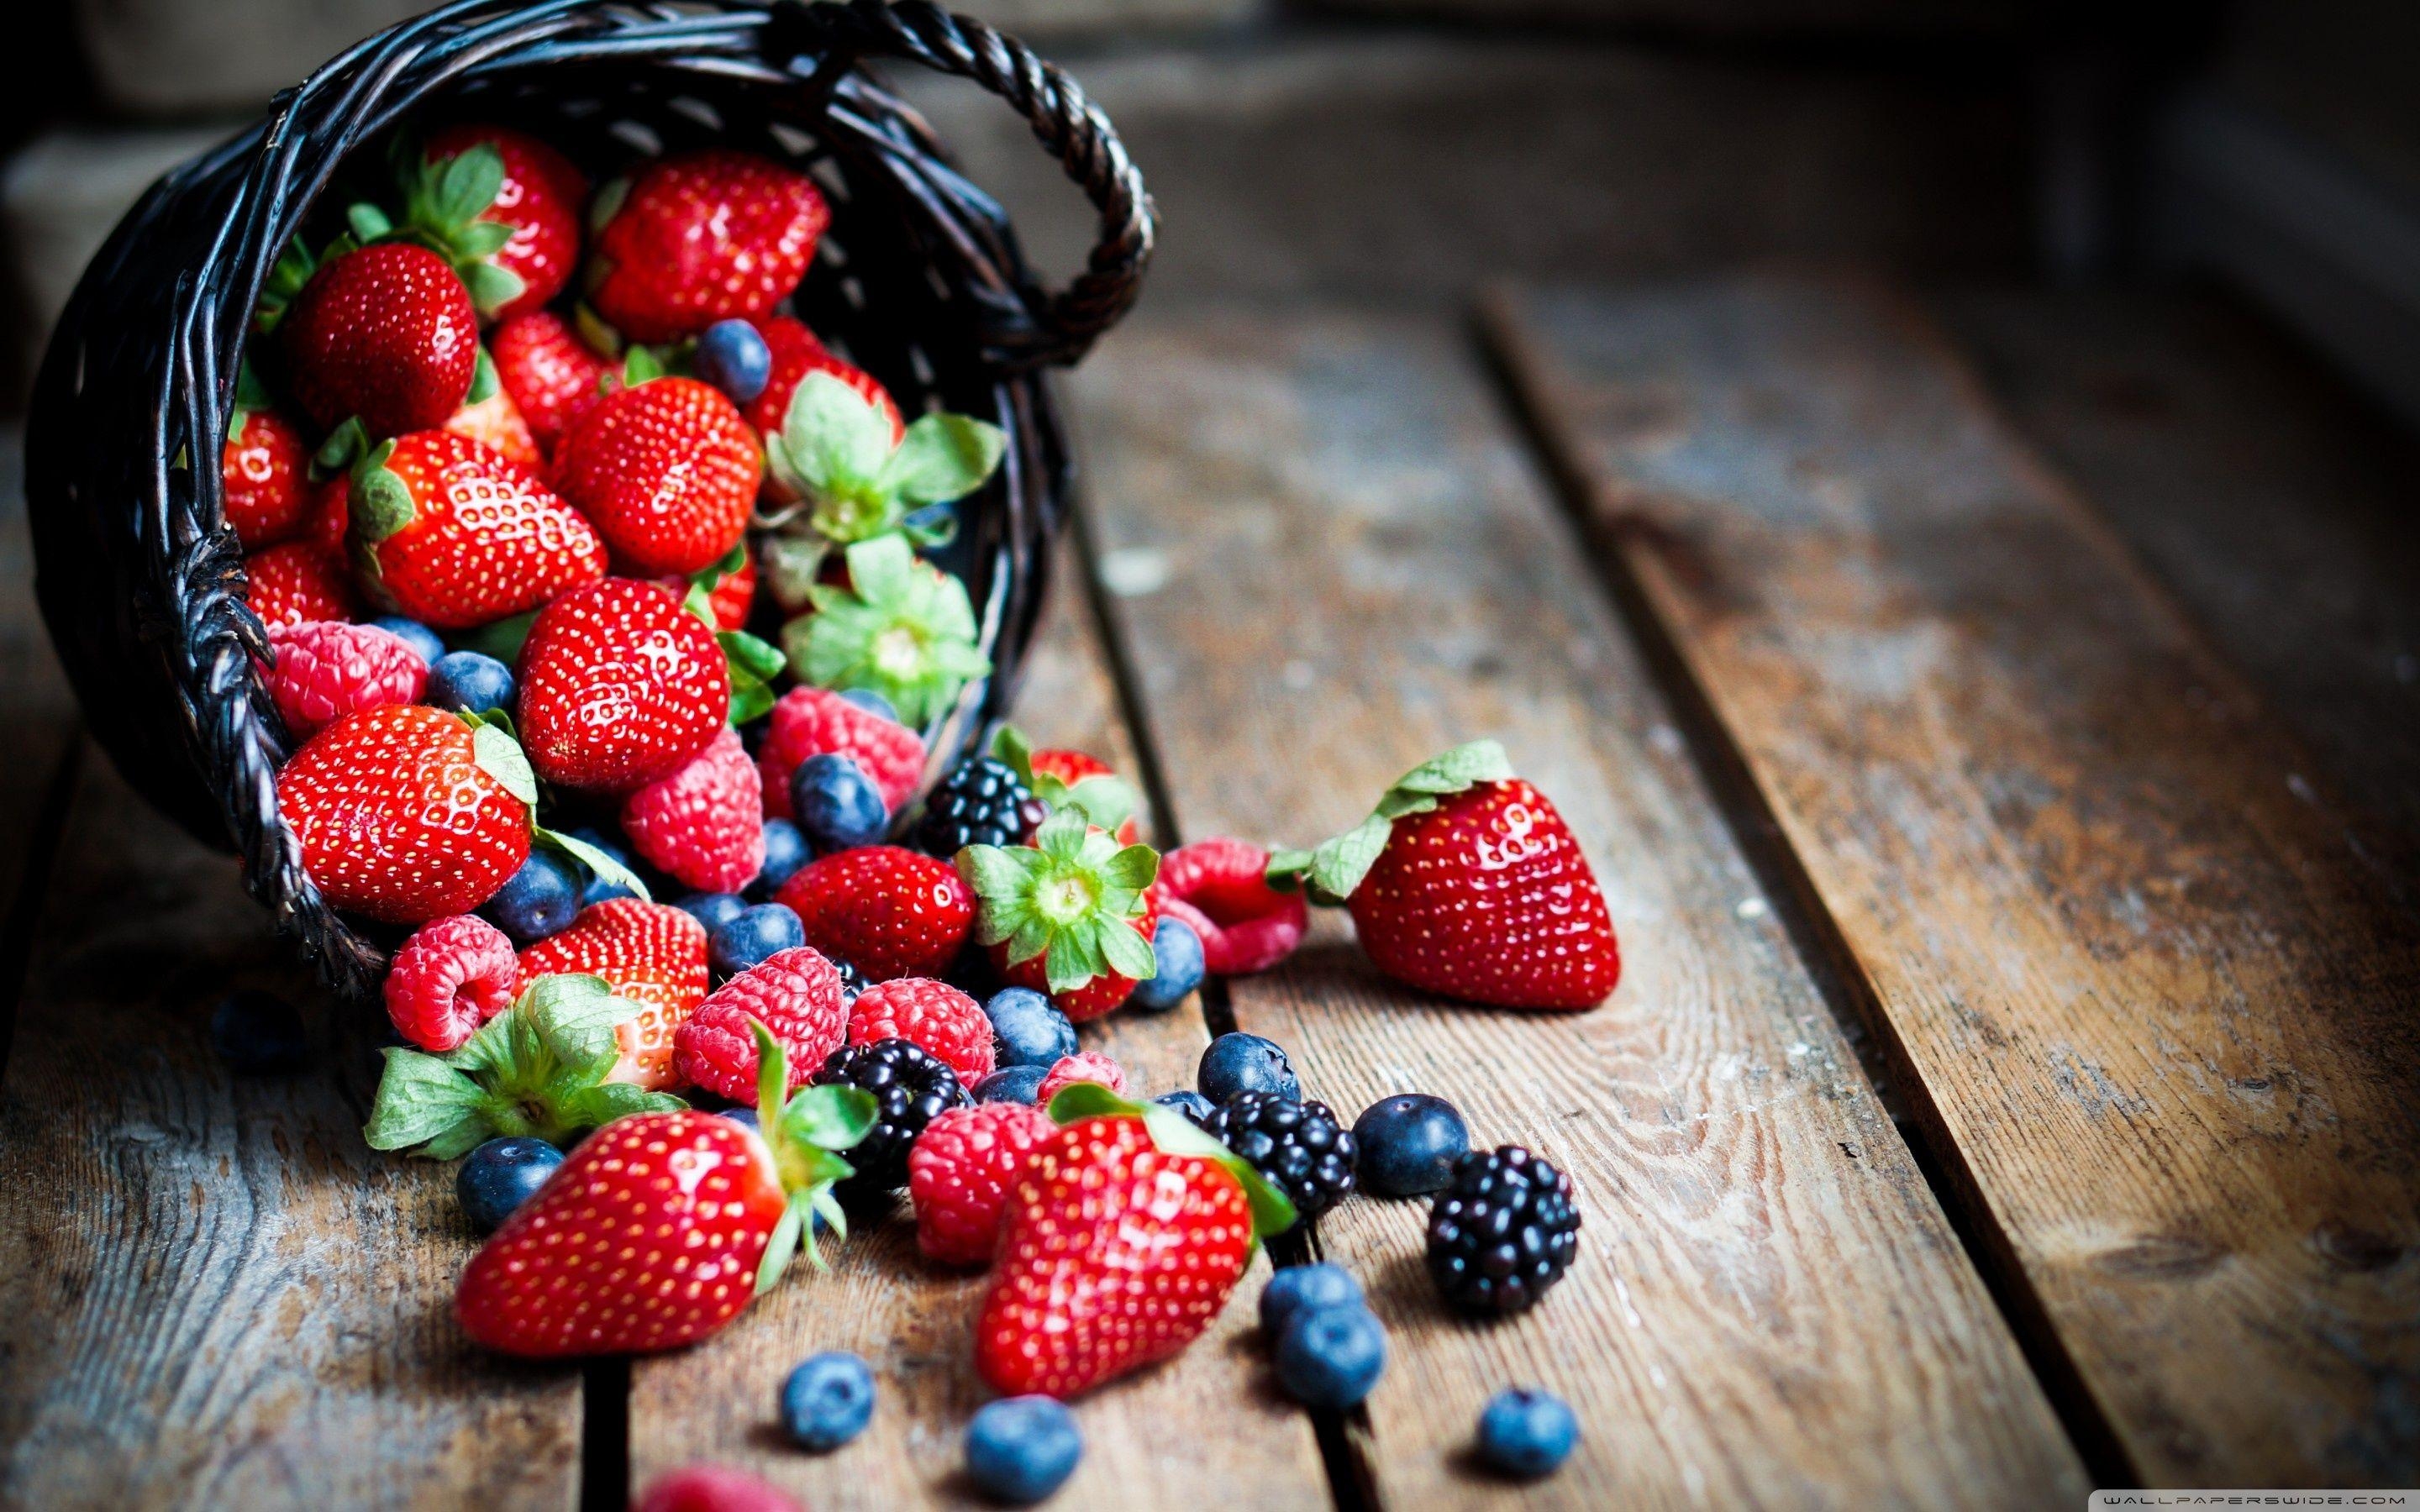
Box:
[245,539,356,627]
[907,1101,1055,1266]
[262,620,430,739]
[634,1465,802,1512]
[847,978,994,1086]
[621,727,765,892]
[671,946,849,1101]
[385,914,518,1052]
[758,686,925,819]
[1156,837,1308,975]
[1035,1050,1127,1104]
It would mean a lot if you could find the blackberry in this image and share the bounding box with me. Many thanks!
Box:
[1425,1146,1579,1316]
[809,1038,971,1190]
[830,956,871,1003]
[1202,1093,1356,1222]
[908,756,1046,857]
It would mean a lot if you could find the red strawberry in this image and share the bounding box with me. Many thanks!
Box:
[417,125,587,323]
[994,727,1139,848]
[282,241,479,437]
[245,540,358,627]
[1290,741,1620,1010]
[743,316,903,440]
[619,726,764,892]
[656,550,755,633]
[846,977,992,1085]
[346,429,606,628]
[516,579,729,791]
[555,376,761,576]
[223,407,312,548]
[384,913,518,1051]
[588,150,829,342]
[671,945,849,1102]
[1155,837,1308,975]
[305,473,351,559]
[635,1467,804,1512]
[516,899,711,1090]
[960,812,1162,1021]
[1034,1051,1127,1104]
[491,310,611,455]
[261,618,429,738]
[908,1101,1054,1267]
[757,685,925,818]
[1028,748,1140,846]
[444,382,546,478]
[276,704,532,923]
[776,845,972,981]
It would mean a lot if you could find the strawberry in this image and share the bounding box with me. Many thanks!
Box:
[619,725,764,892]
[783,535,990,728]
[907,1101,1053,1267]
[275,704,534,923]
[756,685,925,819]
[671,946,849,1102]
[995,727,1140,846]
[1155,837,1308,975]
[304,473,351,559]
[279,241,480,437]
[454,1024,876,1357]
[775,845,972,982]
[261,618,429,738]
[245,539,357,627]
[491,310,612,455]
[344,428,606,628]
[1034,1051,1127,1104]
[744,315,902,442]
[657,549,755,633]
[846,977,993,1085]
[635,1467,804,1512]
[516,898,711,1090]
[383,913,518,1052]
[555,375,760,576]
[443,371,546,477]
[410,126,587,323]
[587,150,829,342]
[222,379,312,549]
[1273,741,1620,1011]
[960,811,1160,1021]
[516,579,729,791]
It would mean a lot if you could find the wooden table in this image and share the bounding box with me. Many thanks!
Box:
[3,277,2414,1508]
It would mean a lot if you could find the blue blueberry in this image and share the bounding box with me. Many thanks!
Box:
[975,1064,1050,1105]
[694,318,772,404]
[711,903,806,979]
[720,1106,761,1133]
[366,615,445,666]
[757,819,810,893]
[1476,1388,1578,1479]
[781,1351,876,1452]
[566,827,642,906]
[792,753,888,853]
[984,987,1077,1068]
[1198,1032,1300,1105]
[1274,1303,1386,1410]
[1259,1262,1364,1336]
[1152,1089,1216,1122]
[965,1396,1082,1504]
[456,1136,564,1234]
[1126,916,1204,1013]
[480,849,583,942]
[839,689,899,722]
[1349,1093,1470,1198]
[208,990,309,1075]
[675,891,750,937]
[425,651,516,716]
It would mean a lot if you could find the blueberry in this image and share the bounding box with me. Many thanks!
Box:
[566,827,642,905]
[792,753,889,853]
[1259,1262,1364,1336]
[694,318,772,404]
[1126,916,1204,1013]
[208,990,309,1075]
[675,891,750,937]
[366,615,444,666]
[720,1106,761,1132]
[456,1136,563,1234]
[757,819,809,894]
[480,850,583,943]
[838,688,899,722]
[781,1350,876,1452]
[1476,1388,1578,1479]
[965,1396,1082,1504]
[1152,1089,1217,1122]
[1274,1303,1386,1410]
[983,987,1077,1068]
[1350,1093,1470,1198]
[711,903,806,978]
[425,650,516,716]
[1198,1032,1300,1105]
[975,1064,1050,1105]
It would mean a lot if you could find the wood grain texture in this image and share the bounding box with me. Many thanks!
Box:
[1071,312,2082,1507]
[624,546,1331,1510]
[1492,276,2420,1485]
[0,752,581,1510]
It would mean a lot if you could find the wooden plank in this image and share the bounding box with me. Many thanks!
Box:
[1071,313,2082,1506]
[624,546,1332,1509]
[1491,276,2420,1485]
[0,751,583,1509]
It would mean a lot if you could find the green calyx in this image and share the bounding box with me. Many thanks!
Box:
[392,139,526,318]
[460,709,539,810]
[957,809,1158,995]
[744,1019,878,1293]
[679,544,786,726]
[534,823,651,904]
[1266,739,1515,905]
[1044,1082,1299,1242]
[992,724,1138,838]
[253,234,324,333]
[230,359,273,433]
[784,534,990,729]
[765,372,1001,549]
[364,973,685,1158]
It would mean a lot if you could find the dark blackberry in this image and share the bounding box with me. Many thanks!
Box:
[830,956,871,1003]
[1424,1146,1580,1316]
[809,1038,971,1190]
[1202,1092,1357,1222]
[908,756,1046,857]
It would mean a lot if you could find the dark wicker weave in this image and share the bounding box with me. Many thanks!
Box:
[24,0,1153,1000]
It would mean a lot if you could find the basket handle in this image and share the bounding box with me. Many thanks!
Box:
[791,0,1155,368]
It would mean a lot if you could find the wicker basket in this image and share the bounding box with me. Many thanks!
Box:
[24,0,1153,1000]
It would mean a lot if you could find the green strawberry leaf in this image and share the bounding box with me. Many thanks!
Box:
[436,143,507,226]
[461,262,523,319]
[957,822,1158,995]
[471,722,539,808]
[574,302,624,359]
[363,1048,488,1152]
[757,1203,807,1291]
[786,535,989,728]
[455,219,517,259]
[466,346,500,406]
[587,176,629,235]
[775,372,896,503]
[313,417,371,479]
[719,632,784,727]
[350,450,416,546]
[1283,740,1518,903]
[563,1083,684,1128]
[254,234,319,333]
[719,629,785,682]
[1042,1084,1300,1238]
[877,412,1006,505]
[232,358,272,425]
[537,827,652,904]
[347,201,394,244]
[622,346,665,386]
[781,1084,877,1152]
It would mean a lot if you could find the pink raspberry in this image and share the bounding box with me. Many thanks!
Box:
[1155,837,1309,974]
[758,685,925,819]
[262,620,428,739]
[671,947,848,1102]
[384,914,518,1052]
[634,1466,802,1512]
[847,977,994,1085]
[1036,1050,1128,1104]
[908,1101,1055,1266]
[621,726,765,892]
